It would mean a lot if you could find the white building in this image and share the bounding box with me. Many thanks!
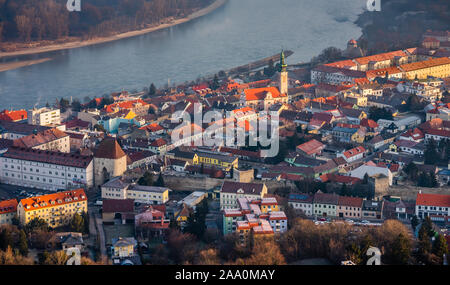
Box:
[220,181,268,210]
[28,107,61,126]
[415,192,450,220]
[288,193,314,216]
[0,147,94,191]
[349,163,393,186]
[101,177,170,205]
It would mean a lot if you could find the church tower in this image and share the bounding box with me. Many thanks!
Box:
[279,50,289,99]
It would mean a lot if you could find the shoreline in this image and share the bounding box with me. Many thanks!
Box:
[0,0,228,62]
[0,58,53,73]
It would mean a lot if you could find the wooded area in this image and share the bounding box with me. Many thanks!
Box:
[0,0,213,43]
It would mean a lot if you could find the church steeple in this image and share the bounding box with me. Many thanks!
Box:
[280,50,287,72]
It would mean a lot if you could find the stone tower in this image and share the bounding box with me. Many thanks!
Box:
[93,138,127,186]
[279,50,289,99]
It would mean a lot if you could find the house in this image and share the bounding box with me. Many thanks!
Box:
[288,193,314,216]
[101,177,170,205]
[0,199,18,225]
[296,139,325,157]
[390,140,425,155]
[398,128,424,142]
[194,150,238,171]
[27,107,61,126]
[135,205,170,239]
[220,181,268,210]
[177,191,208,209]
[149,138,168,154]
[415,192,450,219]
[55,232,84,251]
[337,196,363,219]
[362,200,384,220]
[241,87,288,110]
[313,192,339,217]
[102,199,135,225]
[12,128,70,153]
[17,189,87,228]
[0,120,51,140]
[338,146,366,163]
[111,237,139,265]
[0,109,27,122]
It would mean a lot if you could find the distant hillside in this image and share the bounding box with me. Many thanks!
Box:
[0,0,213,43]
[356,0,450,53]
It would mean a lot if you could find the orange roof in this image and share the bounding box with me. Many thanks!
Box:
[366,66,402,79]
[355,50,407,65]
[416,193,450,208]
[232,107,255,114]
[105,99,148,113]
[237,120,254,132]
[296,139,325,155]
[400,57,450,72]
[0,199,18,215]
[343,146,365,159]
[360,118,378,129]
[150,138,167,147]
[0,109,27,121]
[325,60,357,69]
[139,123,164,132]
[20,189,87,212]
[243,87,285,101]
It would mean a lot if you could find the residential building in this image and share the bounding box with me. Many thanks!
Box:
[220,181,268,210]
[313,192,339,217]
[362,200,384,220]
[17,189,88,228]
[0,147,94,190]
[194,151,238,171]
[337,196,363,219]
[0,199,18,225]
[415,192,450,219]
[288,193,314,216]
[337,146,366,163]
[12,128,70,153]
[101,177,170,205]
[296,139,325,157]
[27,107,61,126]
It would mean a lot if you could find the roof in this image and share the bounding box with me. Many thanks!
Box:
[221,181,265,195]
[355,50,407,65]
[338,196,363,207]
[342,146,366,159]
[20,189,86,212]
[288,193,314,203]
[0,110,27,121]
[94,138,126,159]
[0,199,18,215]
[13,128,68,148]
[296,139,325,156]
[400,57,450,72]
[243,87,286,101]
[0,120,50,135]
[313,192,339,205]
[416,193,450,208]
[102,199,134,213]
[3,147,93,168]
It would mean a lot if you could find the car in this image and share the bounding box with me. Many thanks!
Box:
[345,219,354,224]
[318,217,326,221]
[361,220,370,224]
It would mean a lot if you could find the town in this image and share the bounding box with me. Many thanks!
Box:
[0,29,449,266]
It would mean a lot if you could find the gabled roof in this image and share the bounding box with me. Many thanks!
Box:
[102,199,134,213]
[20,189,86,212]
[338,196,363,207]
[416,193,450,208]
[342,146,366,159]
[94,138,126,159]
[243,87,286,101]
[13,128,69,149]
[221,181,265,195]
[296,139,325,156]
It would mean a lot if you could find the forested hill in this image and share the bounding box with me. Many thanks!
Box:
[356,0,449,53]
[0,0,213,43]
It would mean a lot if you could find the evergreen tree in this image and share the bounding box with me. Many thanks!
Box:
[411,215,419,232]
[70,213,85,233]
[18,230,28,256]
[138,171,153,186]
[154,173,165,187]
[432,234,448,260]
[390,233,411,265]
[149,83,157,96]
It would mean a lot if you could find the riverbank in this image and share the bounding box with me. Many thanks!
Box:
[0,58,53,73]
[0,0,228,64]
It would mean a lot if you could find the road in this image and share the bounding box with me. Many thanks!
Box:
[93,209,108,264]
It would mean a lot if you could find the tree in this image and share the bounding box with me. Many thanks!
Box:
[59,98,70,113]
[149,83,157,96]
[71,99,82,112]
[404,162,418,181]
[362,173,369,184]
[390,233,411,265]
[234,239,286,265]
[424,139,439,165]
[210,74,220,90]
[0,228,13,251]
[70,213,85,233]
[18,230,28,257]
[432,234,448,262]
[154,173,165,187]
[368,107,393,121]
[411,215,419,232]
[138,171,154,186]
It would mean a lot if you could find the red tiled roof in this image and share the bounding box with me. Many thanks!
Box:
[343,146,366,159]
[355,50,407,65]
[0,199,18,214]
[20,189,86,212]
[94,138,126,159]
[13,128,68,149]
[296,139,325,156]
[338,196,363,207]
[0,110,27,121]
[416,193,450,208]
[244,87,285,101]
[360,118,378,129]
[103,199,134,213]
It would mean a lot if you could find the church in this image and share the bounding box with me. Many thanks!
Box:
[240,51,289,110]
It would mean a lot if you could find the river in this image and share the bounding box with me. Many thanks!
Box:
[0,0,365,109]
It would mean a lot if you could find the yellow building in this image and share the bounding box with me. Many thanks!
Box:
[400,57,450,80]
[17,189,88,228]
[194,152,239,171]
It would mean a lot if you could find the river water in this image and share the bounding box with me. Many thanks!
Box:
[0,0,365,109]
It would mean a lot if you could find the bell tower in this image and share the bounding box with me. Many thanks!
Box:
[279,50,289,98]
